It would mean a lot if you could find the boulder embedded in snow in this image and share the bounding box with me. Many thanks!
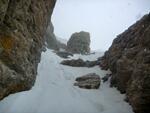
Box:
[67,31,91,54]
[61,59,98,67]
[56,51,73,58]
[74,73,101,89]
[61,59,85,67]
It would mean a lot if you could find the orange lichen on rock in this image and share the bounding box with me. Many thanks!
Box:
[0,35,15,52]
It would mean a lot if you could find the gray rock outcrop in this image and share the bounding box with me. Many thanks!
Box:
[74,73,101,89]
[0,0,56,100]
[61,58,99,67]
[67,31,91,54]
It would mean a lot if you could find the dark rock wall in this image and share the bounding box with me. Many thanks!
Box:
[100,14,150,113]
[0,0,56,100]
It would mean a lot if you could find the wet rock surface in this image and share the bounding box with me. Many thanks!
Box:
[100,13,150,113]
[0,0,56,100]
[74,73,101,89]
[67,31,91,54]
[61,58,99,67]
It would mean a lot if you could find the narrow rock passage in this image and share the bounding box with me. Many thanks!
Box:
[0,49,133,113]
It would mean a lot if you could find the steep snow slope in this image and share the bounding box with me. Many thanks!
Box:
[0,49,133,113]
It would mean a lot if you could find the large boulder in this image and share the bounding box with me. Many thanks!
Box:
[0,0,56,100]
[74,73,101,89]
[61,58,99,67]
[100,13,150,113]
[67,31,91,54]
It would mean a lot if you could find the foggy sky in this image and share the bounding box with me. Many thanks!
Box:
[52,0,150,51]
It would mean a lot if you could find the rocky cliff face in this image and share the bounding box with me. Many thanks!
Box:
[67,31,91,54]
[45,21,59,50]
[45,22,67,51]
[0,0,56,100]
[100,13,150,113]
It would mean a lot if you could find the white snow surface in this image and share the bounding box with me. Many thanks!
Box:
[0,49,133,113]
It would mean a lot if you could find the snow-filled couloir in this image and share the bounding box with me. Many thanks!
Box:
[0,49,133,113]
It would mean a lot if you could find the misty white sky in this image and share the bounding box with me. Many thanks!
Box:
[52,0,150,51]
